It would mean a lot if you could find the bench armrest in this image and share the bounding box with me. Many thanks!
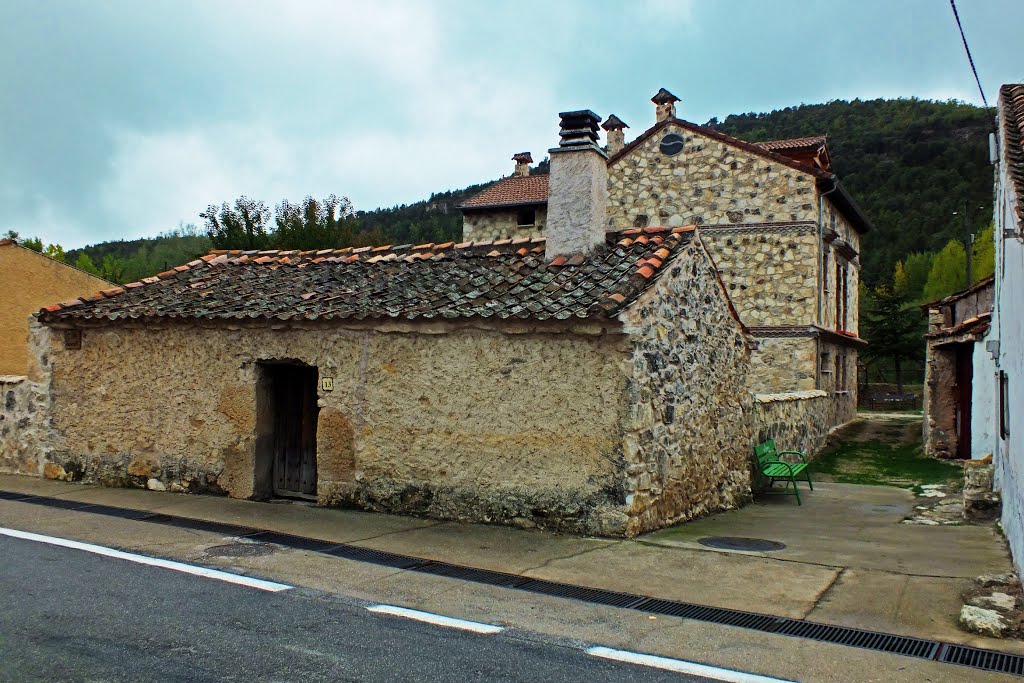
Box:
[777,450,807,464]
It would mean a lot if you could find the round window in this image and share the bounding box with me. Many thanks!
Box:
[659,133,685,156]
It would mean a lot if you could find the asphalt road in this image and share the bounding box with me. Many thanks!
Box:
[0,535,714,682]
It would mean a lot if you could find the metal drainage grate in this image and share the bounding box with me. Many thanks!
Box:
[413,562,528,588]
[0,491,37,501]
[698,537,786,552]
[325,544,428,570]
[245,531,342,553]
[144,514,259,538]
[75,504,158,520]
[635,598,786,632]
[206,542,276,558]
[774,620,939,659]
[517,579,647,609]
[938,644,1024,675]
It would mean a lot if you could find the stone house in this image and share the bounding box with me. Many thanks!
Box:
[461,89,871,443]
[922,276,994,459]
[3,111,762,537]
[0,239,111,375]
[988,84,1024,575]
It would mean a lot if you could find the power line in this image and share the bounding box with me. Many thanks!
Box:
[950,0,989,108]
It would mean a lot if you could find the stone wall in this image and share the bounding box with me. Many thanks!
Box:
[923,340,959,458]
[0,375,47,476]
[0,322,55,475]
[752,390,831,459]
[36,318,634,535]
[748,335,817,392]
[462,207,546,242]
[700,224,819,327]
[607,123,819,230]
[618,236,755,534]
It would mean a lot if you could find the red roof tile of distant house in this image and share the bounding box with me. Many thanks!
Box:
[754,135,827,152]
[459,175,549,210]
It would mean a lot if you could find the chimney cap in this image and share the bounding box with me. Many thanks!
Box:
[557,110,602,148]
[602,114,629,131]
[651,88,680,105]
[511,152,533,163]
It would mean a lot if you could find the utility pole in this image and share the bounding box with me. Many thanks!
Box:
[953,203,979,286]
[964,202,972,286]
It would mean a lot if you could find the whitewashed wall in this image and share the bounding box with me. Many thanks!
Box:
[972,329,997,459]
[993,106,1024,576]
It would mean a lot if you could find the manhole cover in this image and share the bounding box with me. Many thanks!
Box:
[205,543,275,557]
[697,537,786,552]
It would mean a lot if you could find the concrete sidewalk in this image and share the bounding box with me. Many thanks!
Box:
[0,473,1017,654]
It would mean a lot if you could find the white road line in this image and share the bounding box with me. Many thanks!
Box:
[367,605,504,634]
[0,527,292,593]
[586,647,796,683]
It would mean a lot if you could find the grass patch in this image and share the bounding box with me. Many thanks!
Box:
[812,439,961,488]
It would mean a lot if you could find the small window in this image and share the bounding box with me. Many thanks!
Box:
[633,214,649,228]
[1001,371,1011,439]
[517,208,536,227]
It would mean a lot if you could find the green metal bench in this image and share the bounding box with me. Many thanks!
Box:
[755,439,813,505]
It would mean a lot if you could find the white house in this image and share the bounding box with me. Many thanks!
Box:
[991,84,1024,573]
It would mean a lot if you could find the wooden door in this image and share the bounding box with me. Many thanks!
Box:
[271,365,319,498]
[954,344,973,459]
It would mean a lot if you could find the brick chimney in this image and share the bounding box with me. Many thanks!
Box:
[546,110,608,257]
[512,152,533,177]
[602,115,628,155]
[652,88,680,123]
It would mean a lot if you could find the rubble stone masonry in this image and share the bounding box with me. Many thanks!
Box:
[462,207,547,242]
[619,237,755,534]
[33,319,633,535]
[607,123,819,230]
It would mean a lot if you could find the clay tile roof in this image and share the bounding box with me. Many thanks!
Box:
[754,135,827,152]
[459,174,549,210]
[37,228,698,325]
[1000,84,1024,222]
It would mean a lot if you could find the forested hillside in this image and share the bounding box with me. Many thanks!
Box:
[54,98,993,294]
[707,97,994,286]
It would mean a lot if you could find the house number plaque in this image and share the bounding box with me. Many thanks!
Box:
[321,377,334,392]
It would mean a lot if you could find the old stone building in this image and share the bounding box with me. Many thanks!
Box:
[0,239,111,375]
[3,111,763,537]
[922,276,995,459]
[461,89,871,438]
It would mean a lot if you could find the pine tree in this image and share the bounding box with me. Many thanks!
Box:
[861,285,925,393]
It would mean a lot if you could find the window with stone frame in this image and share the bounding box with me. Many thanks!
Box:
[820,351,832,386]
[517,208,536,227]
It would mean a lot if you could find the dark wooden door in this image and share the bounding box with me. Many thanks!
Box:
[954,344,973,459]
[271,365,319,498]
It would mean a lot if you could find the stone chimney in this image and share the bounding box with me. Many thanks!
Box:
[546,110,608,257]
[602,115,628,155]
[652,88,680,123]
[512,152,533,177]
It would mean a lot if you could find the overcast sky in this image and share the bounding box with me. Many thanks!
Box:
[3,0,1023,249]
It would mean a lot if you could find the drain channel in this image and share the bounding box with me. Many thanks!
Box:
[5,489,1024,676]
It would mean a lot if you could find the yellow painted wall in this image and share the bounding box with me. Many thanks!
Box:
[0,242,111,375]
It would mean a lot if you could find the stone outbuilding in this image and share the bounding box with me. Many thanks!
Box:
[461,89,872,449]
[922,276,995,459]
[0,239,111,375]
[7,111,759,537]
